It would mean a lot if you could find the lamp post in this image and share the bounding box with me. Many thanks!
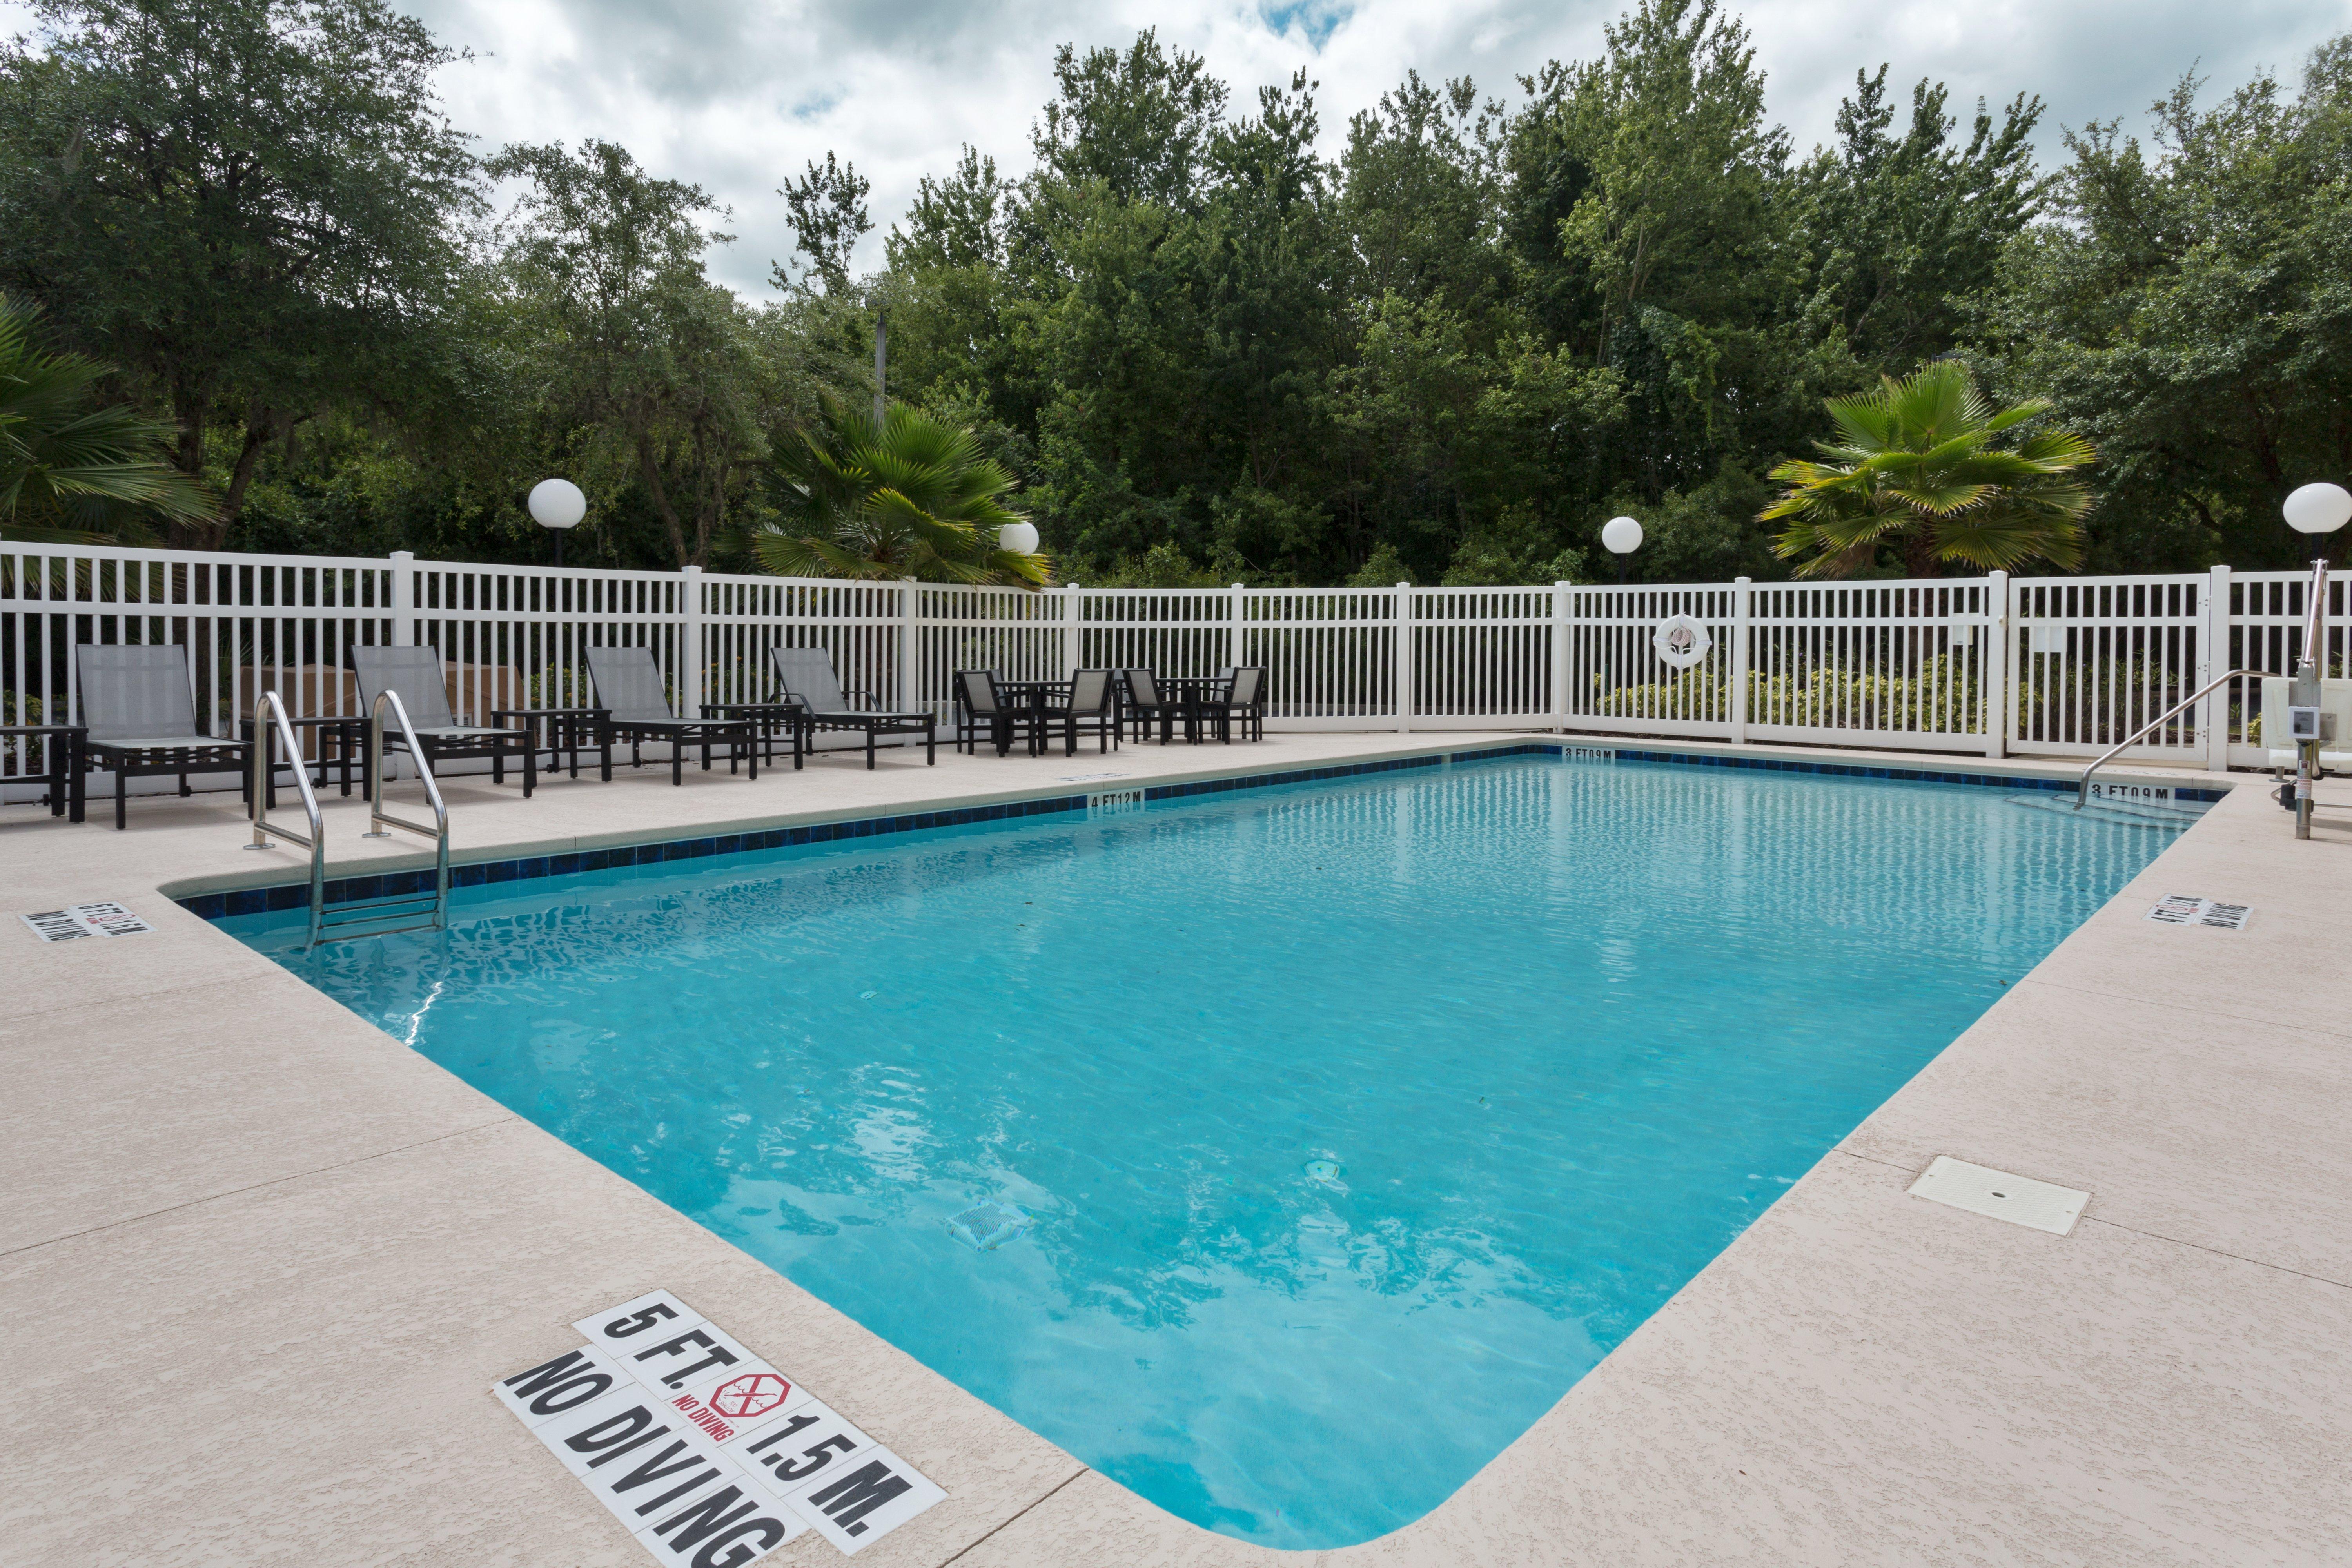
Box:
[528,478,586,568]
[1601,515,1643,586]
[997,521,1040,555]
[2281,482,2348,839]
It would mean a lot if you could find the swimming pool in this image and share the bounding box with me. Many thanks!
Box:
[218,753,2191,1548]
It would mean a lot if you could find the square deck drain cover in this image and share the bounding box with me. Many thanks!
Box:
[1908,1156,2087,1236]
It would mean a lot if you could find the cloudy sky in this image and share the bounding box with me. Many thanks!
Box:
[17,0,2352,294]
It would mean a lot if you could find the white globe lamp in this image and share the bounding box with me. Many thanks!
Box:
[998,521,1040,555]
[529,478,587,567]
[2283,482,2351,535]
[1601,515,1643,584]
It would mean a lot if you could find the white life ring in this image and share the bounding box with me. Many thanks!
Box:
[1652,613,1713,670]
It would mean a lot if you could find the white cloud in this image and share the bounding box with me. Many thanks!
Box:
[15,0,2350,295]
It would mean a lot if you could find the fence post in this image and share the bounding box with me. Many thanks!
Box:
[898,578,918,712]
[2205,564,2233,771]
[1985,569,2010,758]
[1063,584,1083,675]
[681,564,704,716]
[1552,581,1570,733]
[1395,581,1413,733]
[1229,583,1245,670]
[1729,576,1751,745]
[389,550,414,646]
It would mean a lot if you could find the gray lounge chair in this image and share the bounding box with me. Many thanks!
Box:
[75,644,254,830]
[768,646,936,769]
[585,646,758,786]
[351,646,554,797]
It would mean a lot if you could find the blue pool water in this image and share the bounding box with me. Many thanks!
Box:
[220,756,2189,1548]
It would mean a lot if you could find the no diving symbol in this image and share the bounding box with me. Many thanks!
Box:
[710,1371,791,1419]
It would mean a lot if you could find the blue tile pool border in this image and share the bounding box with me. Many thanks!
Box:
[174,742,2231,922]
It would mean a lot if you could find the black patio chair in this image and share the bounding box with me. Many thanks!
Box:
[1206,666,1268,742]
[74,644,255,830]
[1120,669,1178,744]
[954,668,1042,757]
[1042,669,1120,755]
[585,646,758,786]
[351,646,572,797]
[768,646,936,769]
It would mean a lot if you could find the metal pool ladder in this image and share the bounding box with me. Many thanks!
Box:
[245,690,452,948]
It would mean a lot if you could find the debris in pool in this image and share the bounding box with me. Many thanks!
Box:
[859,990,877,999]
[1303,1159,1342,1183]
[947,1202,1031,1251]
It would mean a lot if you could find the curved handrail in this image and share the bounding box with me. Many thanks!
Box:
[246,690,328,948]
[365,689,452,931]
[2074,668,2274,809]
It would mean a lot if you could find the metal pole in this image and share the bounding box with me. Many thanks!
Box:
[2292,556,2327,840]
[873,309,887,428]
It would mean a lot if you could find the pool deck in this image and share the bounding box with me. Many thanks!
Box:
[2,730,2347,1566]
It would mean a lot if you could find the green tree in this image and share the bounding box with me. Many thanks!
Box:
[777,151,872,294]
[491,139,779,569]
[1969,40,2352,571]
[1800,69,2042,374]
[0,0,478,544]
[1504,0,1824,530]
[0,292,216,542]
[754,399,1050,586]
[1031,29,1228,211]
[1764,361,2094,577]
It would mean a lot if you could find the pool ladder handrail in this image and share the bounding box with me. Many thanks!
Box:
[2073,668,2274,810]
[245,689,328,947]
[354,688,452,938]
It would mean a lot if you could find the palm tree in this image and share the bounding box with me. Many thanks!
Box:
[1764,361,2094,579]
[0,294,216,545]
[752,399,1051,586]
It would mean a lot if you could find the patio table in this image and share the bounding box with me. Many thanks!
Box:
[490,706,610,780]
[992,679,1071,757]
[237,712,364,800]
[0,724,85,821]
[700,701,811,769]
[1141,675,1232,744]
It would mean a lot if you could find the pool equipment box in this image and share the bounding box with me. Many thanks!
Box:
[495,1289,945,1560]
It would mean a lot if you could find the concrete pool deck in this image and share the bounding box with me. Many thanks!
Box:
[2,730,2346,1565]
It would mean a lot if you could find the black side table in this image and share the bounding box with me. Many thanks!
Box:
[492,707,612,780]
[238,713,365,799]
[1,724,85,821]
[700,702,810,769]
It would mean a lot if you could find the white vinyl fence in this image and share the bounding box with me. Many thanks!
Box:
[4,546,2346,800]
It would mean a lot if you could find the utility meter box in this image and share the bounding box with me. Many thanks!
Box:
[2287,706,2336,745]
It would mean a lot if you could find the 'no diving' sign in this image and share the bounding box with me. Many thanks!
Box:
[495,1290,946,1561]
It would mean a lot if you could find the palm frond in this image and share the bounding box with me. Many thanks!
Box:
[0,292,218,541]
[1760,358,2098,578]
[757,395,1049,588]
